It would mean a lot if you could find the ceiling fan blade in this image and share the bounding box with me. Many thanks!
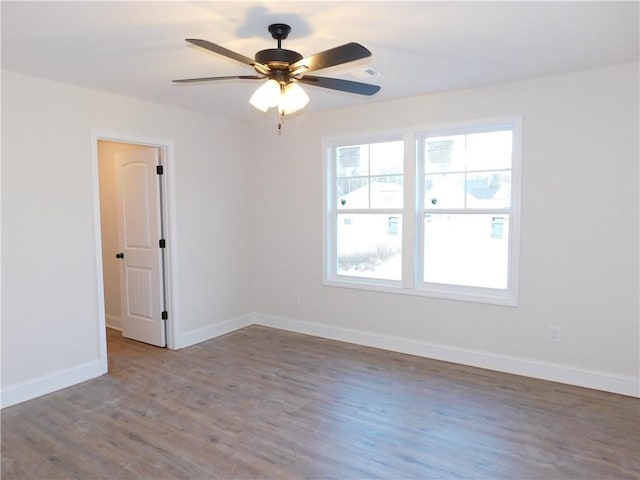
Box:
[296,75,380,96]
[172,75,264,83]
[185,39,270,74]
[289,43,371,74]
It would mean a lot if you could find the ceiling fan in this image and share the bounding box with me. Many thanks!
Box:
[173,23,380,126]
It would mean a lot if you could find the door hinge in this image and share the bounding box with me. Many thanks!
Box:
[156,165,164,175]
[161,311,168,321]
[159,239,166,249]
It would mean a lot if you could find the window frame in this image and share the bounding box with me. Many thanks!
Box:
[323,116,522,306]
[324,133,406,289]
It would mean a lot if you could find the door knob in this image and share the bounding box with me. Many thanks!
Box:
[115,253,124,259]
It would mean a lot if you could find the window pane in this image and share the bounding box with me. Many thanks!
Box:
[424,130,512,173]
[337,145,368,177]
[424,135,466,173]
[337,177,368,209]
[423,214,509,289]
[466,130,512,170]
[337,214,402,281]
[370,140,403,175]
[424,173,465,209]
[466,171,511,208]
[371,175,403,208]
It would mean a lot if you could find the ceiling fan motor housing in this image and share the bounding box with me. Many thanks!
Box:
[255,49,303,69]
[255,23,304,82]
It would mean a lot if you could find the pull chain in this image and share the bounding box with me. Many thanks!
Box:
[278,85,284,134]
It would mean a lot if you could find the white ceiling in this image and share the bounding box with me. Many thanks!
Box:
[2,1,638,121]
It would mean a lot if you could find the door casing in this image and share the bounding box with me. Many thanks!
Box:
[91,131,179,364]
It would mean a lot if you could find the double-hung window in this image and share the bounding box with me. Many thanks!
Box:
[417,126,519,303]
[324,117,521,305]
[328,138,404,284]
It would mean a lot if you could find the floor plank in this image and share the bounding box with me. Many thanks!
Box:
[2,326,639,479]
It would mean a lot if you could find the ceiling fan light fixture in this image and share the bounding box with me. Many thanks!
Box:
[278,82,309,115]
[249,79,280,112]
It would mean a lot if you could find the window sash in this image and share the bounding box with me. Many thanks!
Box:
[419,212,512,289]
[335,213,403,283]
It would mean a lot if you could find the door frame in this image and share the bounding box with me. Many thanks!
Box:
[91,130,180,356]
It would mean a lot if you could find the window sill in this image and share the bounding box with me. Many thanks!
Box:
[323,278,518,307]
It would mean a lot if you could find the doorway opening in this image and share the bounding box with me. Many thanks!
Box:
[92,132,177,359]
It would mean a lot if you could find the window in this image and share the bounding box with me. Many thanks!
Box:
[324,117,521,305]
[418,128,516,294]
[331,139,404,282]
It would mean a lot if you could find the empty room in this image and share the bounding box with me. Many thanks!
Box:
[2,1,639,479]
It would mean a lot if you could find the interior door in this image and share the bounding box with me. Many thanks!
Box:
[115,147,166,347]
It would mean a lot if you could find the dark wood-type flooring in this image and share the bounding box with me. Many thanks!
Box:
[2,326,639,479]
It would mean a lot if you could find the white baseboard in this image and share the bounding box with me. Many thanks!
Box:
[105,314,122,331]
[175,313,254,349]
[1,314,254,408]
[253,312,640,398]
[5,311,636,409]
[1,359,107,409]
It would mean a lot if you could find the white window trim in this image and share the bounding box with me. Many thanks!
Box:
[323,116,522,307]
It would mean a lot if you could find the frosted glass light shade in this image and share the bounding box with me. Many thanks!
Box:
[249,79,280,112]
[278,83,309,115]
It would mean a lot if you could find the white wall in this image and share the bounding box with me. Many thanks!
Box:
[1,70,252,406]
[249,63,639,394]
[2,63,637,406]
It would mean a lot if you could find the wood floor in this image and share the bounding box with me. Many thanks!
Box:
[2,326,639,479]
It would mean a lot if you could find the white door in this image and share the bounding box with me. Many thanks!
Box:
[115,147,166,347]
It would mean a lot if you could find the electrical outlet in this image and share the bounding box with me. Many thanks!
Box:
[292,293,300,306]
[549,326,561,343]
